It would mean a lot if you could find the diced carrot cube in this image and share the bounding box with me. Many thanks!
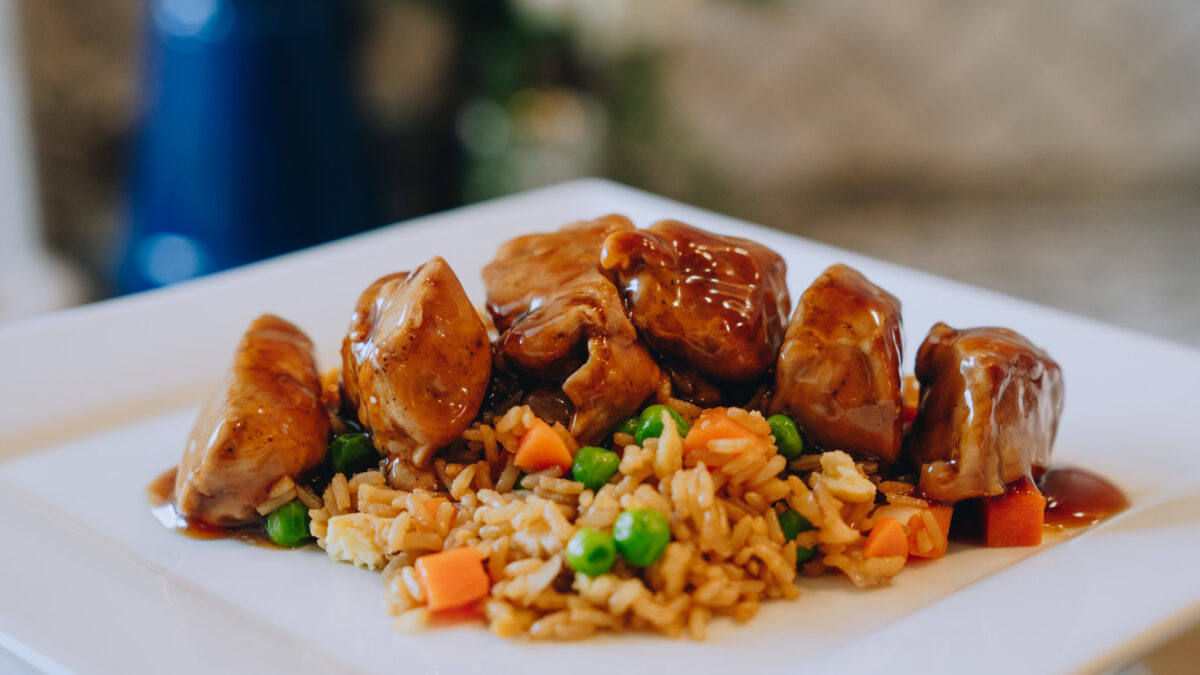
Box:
[513,419,573,471]
[863,516,909,560]
[983,479,1045,547]
[416,546,490,611]
[683,408,769,467]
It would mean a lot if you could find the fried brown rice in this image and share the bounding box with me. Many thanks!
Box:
[300,402,913,640]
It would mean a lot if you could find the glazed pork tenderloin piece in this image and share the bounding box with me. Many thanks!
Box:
[342,256,492,479]
[768,264,904,464]
[497,272,662,444]
[483,214,634,333]
[175,314,330,527]
[599,219,791,384]
[906,322,1064,503]
[484,217,662,444]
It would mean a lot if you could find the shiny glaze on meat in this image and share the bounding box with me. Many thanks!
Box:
[485,218,661,443]
[768,264,904,463]
[497,271,661,444]
[482,214,634,332]
[342,257,491,467]
[174,315,330,527]
[600,220,790,383]
[906,323,1064,503]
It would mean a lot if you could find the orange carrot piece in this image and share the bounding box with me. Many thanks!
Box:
[683,408,769,466]
[906,505,954,559]
[416,546,490,611]
[684,409,748,451]
[513,419,573,471]
[983,479,1045,547]
[863,516,909,559]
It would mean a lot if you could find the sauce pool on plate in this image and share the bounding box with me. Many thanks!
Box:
[147,466,273,544]
[1041,466,1129,528]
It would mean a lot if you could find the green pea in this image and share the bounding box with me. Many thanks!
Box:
[565,527,617,577]
[634,405,690,445]
[329,432,378,476]
[571,446,620,491]
[767,414,805,459]
[795,545,818,567]
[778,509,814,542]
[266,500,312,547]
[613,509,671,567]
[613,416,639,437]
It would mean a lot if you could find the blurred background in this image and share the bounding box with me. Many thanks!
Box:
[1,1,1199,670]
[2,0,1198,348]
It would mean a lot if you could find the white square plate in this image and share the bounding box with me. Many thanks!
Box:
[2,179,1198,675]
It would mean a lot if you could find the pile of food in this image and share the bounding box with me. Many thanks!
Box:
[153,215,1125,640]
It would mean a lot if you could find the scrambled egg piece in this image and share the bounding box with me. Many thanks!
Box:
[818,450,876,503]
[324,513,389,570]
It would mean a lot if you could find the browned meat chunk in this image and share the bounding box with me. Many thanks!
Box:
[342,257,491,467]
[600,220,790,383]
[768,264,904,463]
[498,274,662,443]
[485,218,661,443]
[175,315,330,527]
[906,323,1064,503]
[483,214,634,332]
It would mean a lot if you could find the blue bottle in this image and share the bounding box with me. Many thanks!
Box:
[117,0,373,293]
